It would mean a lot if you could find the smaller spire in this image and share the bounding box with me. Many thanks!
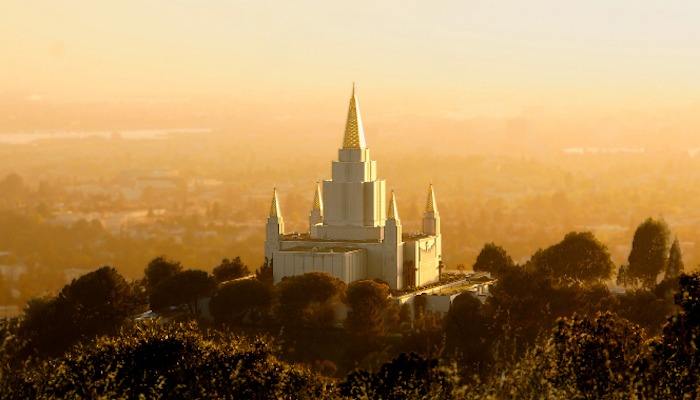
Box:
[425,184,437,213]
[387,191,399,220]
[270,188,281,217]
[312,182,323,211]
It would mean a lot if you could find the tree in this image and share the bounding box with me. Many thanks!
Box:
[256,257,274,287]
[530,232,614,284]
[340,352,456,400]
[443,292,491,370]
[344,280,394,337]
[150,269,217,315]
[627,218,670,289]
[61,266,134,337]
[473,243,514,278]
[665,237,684,279]
[615,289,673,335]
[547,312,646,398]
[213,257,250,283]
[647,273,700,398]
[209,279,273,325]
[2,321,335,399]
[16,267,136,359]
[276,272,346,332]
[144,256,182,289]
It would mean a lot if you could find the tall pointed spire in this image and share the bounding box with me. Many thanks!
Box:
[312,182,323,211]
[270,188,281,217]
[387,191,399,220]
[425,183,437,213]
[342,83,367,149]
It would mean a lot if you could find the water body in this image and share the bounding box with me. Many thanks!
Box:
[0,128,212,145]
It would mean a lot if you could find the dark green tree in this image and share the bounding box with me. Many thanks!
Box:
[144,256,182,289]
[547,312,645,398]
[627,218,670,289]
[615,289,673,335]
[213,256,250,283]
[16,266,136,359]
[530,231,614,284]
[443,292,492,370]
[61,266,134,336]
[646,273,700,398]
[344,280,395,337]
[255,257,274,287]
[276,272,346,332]
[665,236,684,279]
[1,321,335,399]
[340,352,455,400]
[209,279,273,325]
[150,269,217,315]
[473,243,514,278]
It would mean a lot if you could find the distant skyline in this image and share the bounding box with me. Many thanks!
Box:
[2,1,700,122]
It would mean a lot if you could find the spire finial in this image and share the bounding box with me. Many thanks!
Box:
[342,83,366,149]
[312,182,323,211]
[270,188,281,217]
[426,183,437,213]
[387,191,399,220]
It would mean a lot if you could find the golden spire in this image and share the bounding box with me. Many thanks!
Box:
[312,182,323,211]
[387,191,399,220]
[270,188,281,217]
[425,183,437,213]
[342,83,366,149]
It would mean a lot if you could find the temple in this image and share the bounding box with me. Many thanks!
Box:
[265,85,442,290]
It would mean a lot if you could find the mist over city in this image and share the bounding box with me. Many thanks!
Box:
[2,1,700,398]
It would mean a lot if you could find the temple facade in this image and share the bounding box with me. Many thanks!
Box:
[265,86,442,290]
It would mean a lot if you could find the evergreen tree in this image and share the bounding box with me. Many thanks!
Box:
[627,218,670,289]
[665,237,684,279]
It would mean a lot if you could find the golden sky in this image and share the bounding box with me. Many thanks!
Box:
[2,1,700,119]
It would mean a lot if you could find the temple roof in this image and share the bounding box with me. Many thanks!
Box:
[387,191,399,220]
[342,83,367,149]
[425,184,438,213]
[270,188,281,217]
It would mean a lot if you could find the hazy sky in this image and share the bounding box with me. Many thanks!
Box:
[2,1,700,118]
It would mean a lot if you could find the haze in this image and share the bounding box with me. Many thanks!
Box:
[1,1,700,307]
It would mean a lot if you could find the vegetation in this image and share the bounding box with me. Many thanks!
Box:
[620,218,671,289]
[212,256,250,283]
[1,218,699,398]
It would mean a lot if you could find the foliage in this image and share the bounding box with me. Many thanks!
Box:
[615,289,674,335]
[144,256,182,289]
[443,292,492,371]
[276,272,346,333]
[547,312,646,398]
[0,321,335,400]
[344,280,395,337]
[473,242,514,278]
[149,269,217,315]
[626,218,670,289]
[212,256,250,283]
[645,272,700,398]
[530,231,614,284]
[12,266,137,360]
[208,279,272,325]
[255,257,274,287]
[339,352,456,400]
[665,236,684,279]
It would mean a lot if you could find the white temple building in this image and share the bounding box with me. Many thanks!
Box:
[265,85,442,290]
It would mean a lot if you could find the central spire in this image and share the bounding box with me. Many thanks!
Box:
[342,83,367,149]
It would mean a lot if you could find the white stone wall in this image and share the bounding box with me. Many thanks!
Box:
[273,248,367,285]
